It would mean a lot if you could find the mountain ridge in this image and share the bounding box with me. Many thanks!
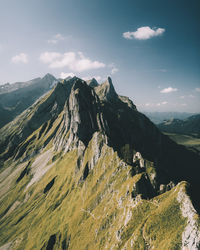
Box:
[0,76,200,249]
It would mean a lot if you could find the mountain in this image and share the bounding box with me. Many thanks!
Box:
[158,114,200,136]
[143,111,195,124]
[0,77,200,249]
[0,74,58,128]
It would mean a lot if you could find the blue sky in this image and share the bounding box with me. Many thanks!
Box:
[0,0,199,112]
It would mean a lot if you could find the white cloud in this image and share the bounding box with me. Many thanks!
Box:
[48,33,65,44]
[11,53,28,64]
[39,51,105,72]
[60,72,75,79]
[145,103,150,106]
[161,101,168,105]
[39,52,61,64]
[195,88,200,92]
[123,26,165,40]
[111,67,118,74]
[181,103,187,106]
[108,63,119,75]
[180,96,185,99]
[160,86,177,94]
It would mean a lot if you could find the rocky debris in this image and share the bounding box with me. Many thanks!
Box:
[133,152,145,168]
[177,183,200,250]
[159,181,175,194]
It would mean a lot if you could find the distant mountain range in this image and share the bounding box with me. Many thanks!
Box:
[157,114,200,137]
[0,74,57,128]
[0,76,200,249]
[143,111,195,124]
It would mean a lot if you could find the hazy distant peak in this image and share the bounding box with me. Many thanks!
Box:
[42,73,56,81]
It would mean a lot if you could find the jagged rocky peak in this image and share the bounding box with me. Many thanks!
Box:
[54,77,109,152]
[86,78,99,88]
[95,76,118,101]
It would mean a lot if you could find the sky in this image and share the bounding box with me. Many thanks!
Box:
[0,0,199,112]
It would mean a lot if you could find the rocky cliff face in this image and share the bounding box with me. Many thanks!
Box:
[0,76,199,249]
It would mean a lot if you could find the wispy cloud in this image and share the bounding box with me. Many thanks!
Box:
[160,87,177,94]
[156,101,168,106]
[123,26,165,40]
[48,33,65,44]
[39,51,105,72]
[111,67,118,74]
[108,63,119,75]
[11,53,28,64]
[60,72,75,79]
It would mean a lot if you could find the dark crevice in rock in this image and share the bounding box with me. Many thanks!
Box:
[15,212,29,225]
[0,203,13,219]
[46,234,56,250]
[83,163,89,180]
[38,121,48,139]
[16,161,31,183]
[44,177,56,194]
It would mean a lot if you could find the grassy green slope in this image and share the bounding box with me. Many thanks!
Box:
[0,132,195,249]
